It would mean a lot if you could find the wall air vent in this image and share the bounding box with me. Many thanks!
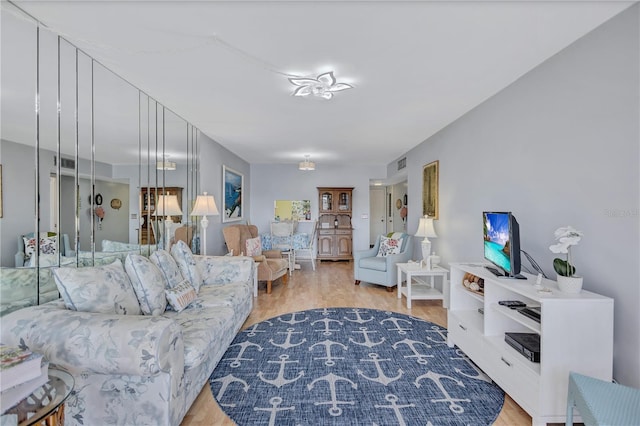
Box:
[397,157,406,171]
[60,157,75,169]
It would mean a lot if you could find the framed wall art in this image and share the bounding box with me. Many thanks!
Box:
[222,165,244,222]
[0,164,3,218]
[422,160,439,219]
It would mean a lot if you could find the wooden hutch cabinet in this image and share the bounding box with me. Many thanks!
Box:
[139,187,183,244]
[317,187,353,261]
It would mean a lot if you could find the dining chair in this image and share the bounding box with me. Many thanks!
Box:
[270,220,296,275]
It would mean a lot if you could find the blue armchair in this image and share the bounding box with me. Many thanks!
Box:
[354,234,414,291]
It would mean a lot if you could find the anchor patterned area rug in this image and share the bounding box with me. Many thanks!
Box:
[209,307,504,425]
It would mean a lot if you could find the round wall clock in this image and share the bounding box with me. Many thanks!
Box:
[95,194,103,205]
[110,198,122,210]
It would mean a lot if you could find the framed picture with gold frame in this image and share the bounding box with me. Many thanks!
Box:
[422,160,439,219]
[0,164,3,218]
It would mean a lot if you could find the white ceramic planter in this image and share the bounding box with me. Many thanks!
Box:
[557,275,584,293]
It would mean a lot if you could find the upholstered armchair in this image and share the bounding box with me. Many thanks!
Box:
[353,233,414,291]
[222,224,288,294]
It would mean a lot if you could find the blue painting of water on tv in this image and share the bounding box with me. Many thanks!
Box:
[484,213,511,273]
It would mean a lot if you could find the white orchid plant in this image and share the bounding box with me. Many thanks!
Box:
[549,226,583,277]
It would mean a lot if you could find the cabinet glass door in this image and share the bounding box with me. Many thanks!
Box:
[321,192,333,212]
[338,191,350,211]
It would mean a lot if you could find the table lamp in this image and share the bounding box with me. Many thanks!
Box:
[190,192,219,255]
[415,215,438,264]
[153,194,183,249]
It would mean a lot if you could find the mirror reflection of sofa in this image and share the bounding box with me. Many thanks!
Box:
[0,266,60,317]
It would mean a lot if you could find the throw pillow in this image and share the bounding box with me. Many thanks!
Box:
[53,259,142,315]
[150,250,185,289]
[171,240,203,293]
[245,236,262,257]
[165,280,197,312]
[124,254,167,315]
[23,235,58,262]
[376,236,404,257]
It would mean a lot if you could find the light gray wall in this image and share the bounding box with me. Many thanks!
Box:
[250,163,386,253]
[390,5,639,386]
[198,133,251,255]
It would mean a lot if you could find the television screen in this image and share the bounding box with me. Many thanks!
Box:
[483,212,523,278]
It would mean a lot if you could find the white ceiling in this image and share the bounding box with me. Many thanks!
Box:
[3,1,634,167]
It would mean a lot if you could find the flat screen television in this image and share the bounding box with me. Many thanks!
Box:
[483,212,525,279]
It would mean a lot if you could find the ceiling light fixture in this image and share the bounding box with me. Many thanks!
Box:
[289,72,353,100]
[156,160,177,171]
[298,155,316,171]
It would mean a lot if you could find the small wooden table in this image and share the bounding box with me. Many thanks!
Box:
[3,369,74,426]
[397,263,449,309]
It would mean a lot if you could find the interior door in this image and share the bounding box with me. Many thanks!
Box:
[369,187,386,246]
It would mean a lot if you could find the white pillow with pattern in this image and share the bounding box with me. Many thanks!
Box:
[149,249,185,289]
[376,236,404,257]
[125,254,167,315]
[245,236,262,257]
[170,240,203,293]
[53,259,142,315]
[165,280,197,312]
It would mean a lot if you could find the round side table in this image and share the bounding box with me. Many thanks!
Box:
[4,368,74,426]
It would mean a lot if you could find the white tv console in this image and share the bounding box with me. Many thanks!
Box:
[447,263,613,426]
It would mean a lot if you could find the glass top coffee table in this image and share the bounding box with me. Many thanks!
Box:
[3,368,74,426]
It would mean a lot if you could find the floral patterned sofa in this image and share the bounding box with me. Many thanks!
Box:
[0,241,254,425]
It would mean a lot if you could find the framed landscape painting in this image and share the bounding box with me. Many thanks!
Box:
[222,165,243,222]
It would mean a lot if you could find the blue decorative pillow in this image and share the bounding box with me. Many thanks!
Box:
[125,254,167,315]
[52,259,141,315]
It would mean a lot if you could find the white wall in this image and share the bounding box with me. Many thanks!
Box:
[390,5,639,386]
[250,163,386,253]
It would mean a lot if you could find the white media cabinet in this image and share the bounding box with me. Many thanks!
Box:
[447,263,614,426]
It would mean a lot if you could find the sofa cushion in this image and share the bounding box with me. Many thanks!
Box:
[150,250,185,289]
[165,280,197,312]
[53,259,142,315]
[359,256,388,272]
[162,305,235,369]
[125,254,167,316]
[171,241,203,293]
[376,236,403,257]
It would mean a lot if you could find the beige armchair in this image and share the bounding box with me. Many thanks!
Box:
[222,224,288,294]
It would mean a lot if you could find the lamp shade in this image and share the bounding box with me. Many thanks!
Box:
[415,216,438,239]
[190,192,219,216]
[153,194,183,216]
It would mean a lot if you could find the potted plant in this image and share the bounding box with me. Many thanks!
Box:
[549,226,584,293]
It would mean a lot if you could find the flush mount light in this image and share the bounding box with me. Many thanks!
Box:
[289,72,353,100]
[156,160,177,170]
[298,155,316,171]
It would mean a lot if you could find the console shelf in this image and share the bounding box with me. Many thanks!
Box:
[447,263,614,426]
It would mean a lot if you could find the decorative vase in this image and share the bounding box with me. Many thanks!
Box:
[557,275,583,293]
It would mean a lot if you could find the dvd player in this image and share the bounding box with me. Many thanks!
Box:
[517,306,541,323]
[505,332,540,363]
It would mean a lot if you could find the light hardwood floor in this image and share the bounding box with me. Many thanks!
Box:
[181,260,533,426]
